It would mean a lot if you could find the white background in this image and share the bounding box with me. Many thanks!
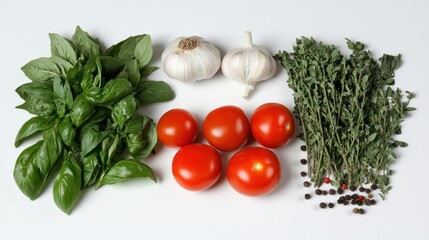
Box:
[1,0,428,239]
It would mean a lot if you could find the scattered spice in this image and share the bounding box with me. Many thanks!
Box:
[319,202,327,209]
[357,200,363,206]
[358,195,365,201]
[350,186,357,192]
[367,193,374,199]
[328,203,334,208]
[345,195,352,201]
[324,178,331,184]
[315,189,322,195]
[341,183,348,190]
[370,184,378,190]
[358,208,365,214]
[300,145,307,151]
[359,187,366,192]
[322,190,328,196]
[300,159,308,165]
[337,188,344,194]
[365,188,372,194]
[364,199,371,206]
[300,171,307,177]
[352,208,359,214]
[352,194,359,200]
[304,194,311,200]
[370,199,376,205]
[303,181,311,187]
[329,189,336,195]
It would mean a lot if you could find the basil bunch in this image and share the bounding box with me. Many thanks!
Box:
[14,26,174,214]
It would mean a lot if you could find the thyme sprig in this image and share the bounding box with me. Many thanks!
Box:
[275,37,415,198]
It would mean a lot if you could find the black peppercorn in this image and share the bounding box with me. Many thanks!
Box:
[370,184,378,190]
[300,145,307,151]
[300,159,307,165]
[343,201,349,206]
[322,190,328,196]
[300,171,307,177]
[315,189,322,195]
[337,188,344,194]
[337,199,344,204]
[352,194,359,200]
[358,208,365,214]
[345,195,352,201]
[357,200,363,206]
[305,194,311,200]
[370,199,376,205]
[328,203,334,208]
[351,199,357,205]
[349,186,357,191]
[303,181,311,187]
[364,199,371,206]
[319,202,327,208]
[329,189,336,195]
[359,187,365,192]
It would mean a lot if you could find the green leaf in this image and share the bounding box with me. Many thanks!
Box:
[82,151,101,188]
[69,95,95,127]
[80,56,102,90]
[367,133,377,143]
[97,159,156,187]
[14,128,63,200]
[66,60,84,94]
[124,115,148,134]
[115,35,152,68]
[117,59,140,86]
[53,151,81,214]
[58,117,76,147]
[111,94,136,129]
[135,81,175,104]
[140,66,158,78]
[72,26,100,60]
[15,116,55,147]
[16,81,53,101]
[99,56,123,75]
[126,116,157,159]
[16,99,56,116]
[134,35,152,68]
[21,57,72,82]
[49,33,77,65]
[83,78,133,106]
[80,124,109,157]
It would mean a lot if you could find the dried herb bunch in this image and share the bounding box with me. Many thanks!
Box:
[275,37,415,198]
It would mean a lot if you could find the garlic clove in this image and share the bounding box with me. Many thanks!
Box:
[221,31,277,98]
[161,36,221,83]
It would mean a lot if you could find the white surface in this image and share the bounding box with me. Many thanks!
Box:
[1,0,428,239]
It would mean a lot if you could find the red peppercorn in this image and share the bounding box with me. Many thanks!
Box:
[341,183,348,190]
[358,195,365,201]
[324,177,331,184]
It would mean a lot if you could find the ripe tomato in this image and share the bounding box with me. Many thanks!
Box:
[157,109,198,147]
[227,147,281,196]
[203,105,250,152]
[250,103,295,148]
[172,143,222,191]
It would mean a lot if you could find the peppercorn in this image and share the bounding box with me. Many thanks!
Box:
[337,198,344,204]
[345,195,352,201]
[329,189,336,195]
[365,188,371,194]
[305,194,311,200]
[315,189,322,195]
[319,202,327,209]
[303,181,311,187]
[343,201,349,206]
[349,186,357,191]
[364,199,371,206]
[300,159,307,165]
[300,171,307,177]
[370,184,378,190]
[322,190,328,196]
[358,208,365,214]
[367,193,374,199]
[328,203,334,208]
[352,208,359,214]
[352,194,359,200]
[324,177,331,184]
[337,188,344,194]
[357,200,363,206]
[358,195,365,201]
[300,145,307,151]
[351,199,357,205]
[339,196,345,201]
[359,187,365,192]
[370,199,376,205]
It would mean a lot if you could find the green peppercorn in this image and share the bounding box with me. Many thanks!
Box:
[319,202,327,209]
[305,194,311,200]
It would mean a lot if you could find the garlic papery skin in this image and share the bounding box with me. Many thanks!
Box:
[221,31,277,98]
[161,36,221,83]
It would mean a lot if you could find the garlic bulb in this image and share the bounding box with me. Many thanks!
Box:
[161,36,221,83]
[221,31,277,98]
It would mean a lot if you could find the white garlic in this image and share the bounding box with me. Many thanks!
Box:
[221,31,277,98]
[161,36,221,83]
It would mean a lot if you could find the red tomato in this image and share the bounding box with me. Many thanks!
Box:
[203,105,250,152]
[172,144,222,191]
[250,103,295,148]
[157,109,198,147]
[227,147,281,196]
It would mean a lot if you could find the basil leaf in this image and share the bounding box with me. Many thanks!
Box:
[83,78,132,106]
[16,99,56,116]
[80,124,109,157]
[140,66,158,78]
[16,81,53,101]
[111,94,136,129]
[117,59,140,86]
[80,56,102,90]
[21,57,72,82]
[72,26,100,60]
[82,151,101,188]
[49,33,77,65]
[69,95,95,127]
[115,35,152,68]
[53,151,81,214]
[14,128,63,200]
[124,115,147,134]
[133,35,152,69]
[97,159,156,187]
[15,116,55,147]
[135,81,175,104]
[126,116,157,159]
[66,60,84,94]
[58,117,76,147]
[53,76,73,108]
